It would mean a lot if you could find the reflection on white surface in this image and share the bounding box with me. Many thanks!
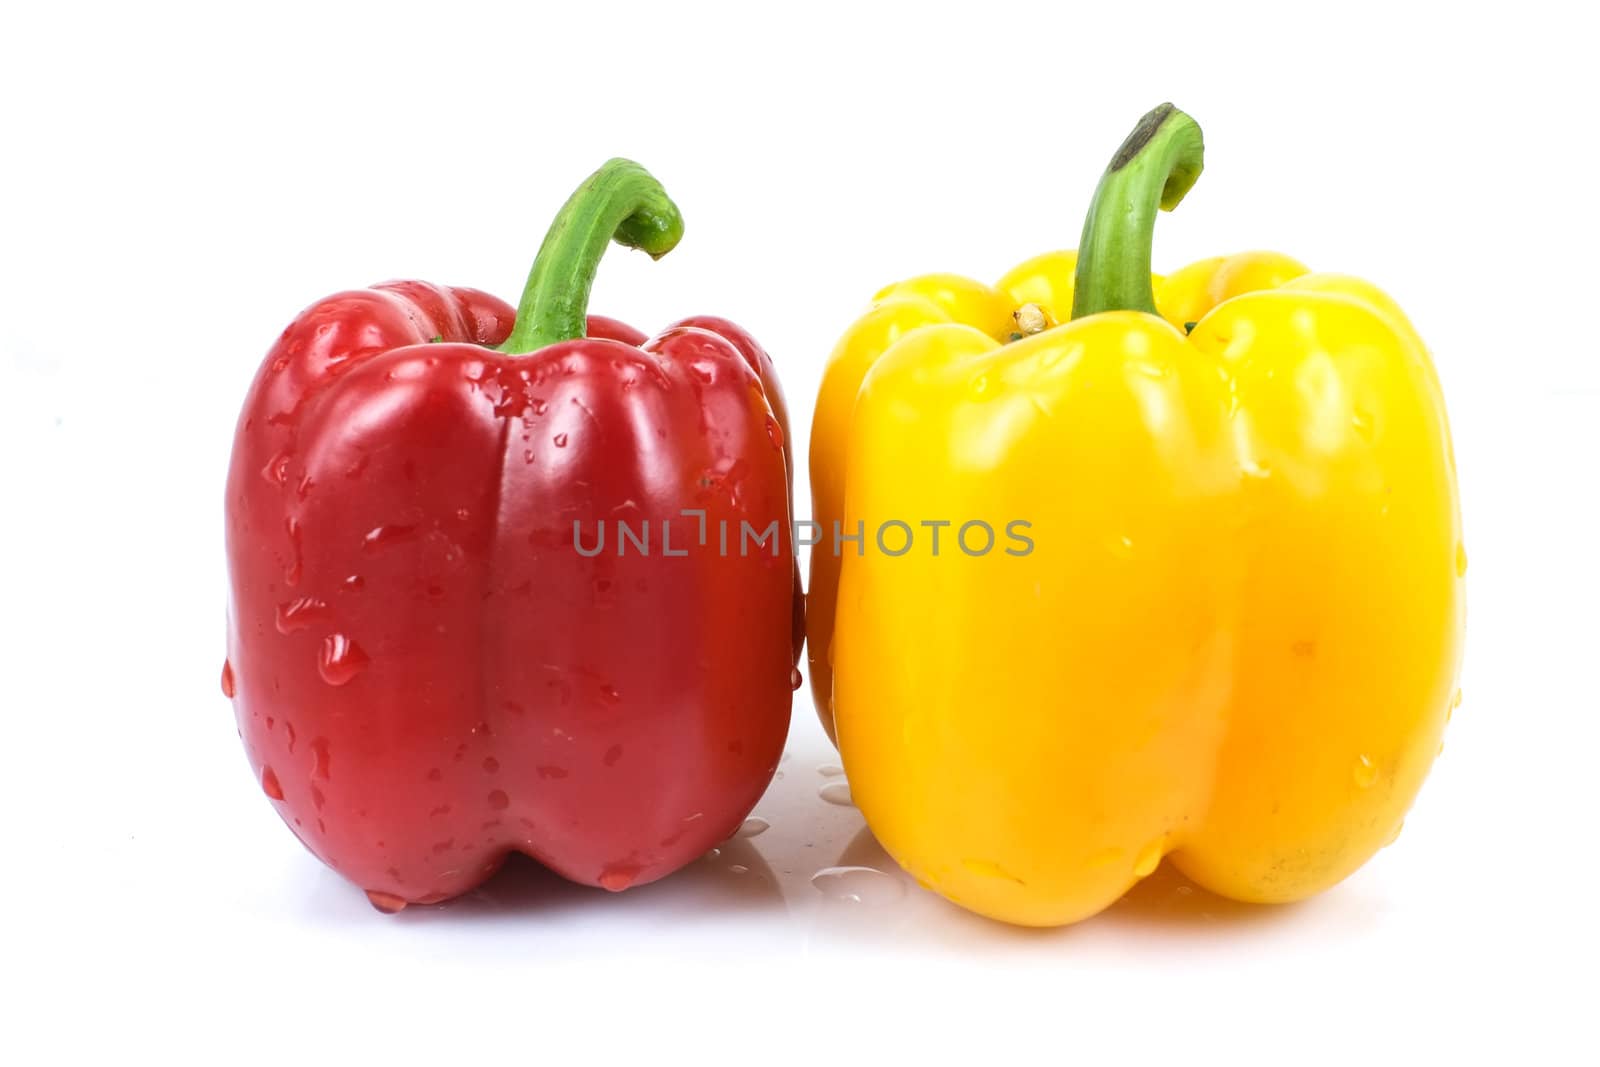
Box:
[264,705,1346,952]
[811,865,906,905]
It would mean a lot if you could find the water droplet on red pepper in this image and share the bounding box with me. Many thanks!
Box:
[599,863,642,892]
[482,756,499,774]
[260,451,290,487]
[284,517,303,586]
[365,890,407,914]
[789,666,803,690]
[603,744,623,767]
[553,432,568,448]
[260,765,284,800]
[487,789,509,810]
[362,525,416,552]
[275,596,329,634]
[220,659,236,698]
[318,635,368,685]
[342,575,364,593]
[311,737,332,780]
[765,415,784,449]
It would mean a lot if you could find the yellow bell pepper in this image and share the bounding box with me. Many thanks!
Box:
[807,104,1465,927]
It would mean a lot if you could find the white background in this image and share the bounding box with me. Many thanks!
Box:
[3,0,1597,1061]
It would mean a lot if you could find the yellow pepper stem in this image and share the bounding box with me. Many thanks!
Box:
[1071,104,1205,319]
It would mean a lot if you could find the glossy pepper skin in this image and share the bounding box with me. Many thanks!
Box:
[810,106,1464,926]
[225,160,800,912]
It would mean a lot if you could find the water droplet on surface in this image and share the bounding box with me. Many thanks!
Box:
[728,863,750,875]
[553,432,568,448]
[819,780,853,806]
[482,756,500,774]
[365,890,407,914]
[220,660,236,698]
[603,744,623,767]
[1353,754,1379,788]
[283,517,303,586]
[260,766,284,800]
[311,737,332,780]
[818,763,843,777]
[1448,688,1462,722]
[1109,533,1135,559]
[260,451,291,487]
[1133,836,1165,877]
[362,524,416,553]
[599,684,622,704]
[599,864,641,892]
[1351,408,1376,441]
[811,866,905,905]
[1242,458,1272,481]
[969,374,990,397]
[1455,542,1468,577]
[342,575,365,593]
[318,634,369,685]
[275,596,329,634]
[789,666,803,690]
[765,415,785,449]
[487,789,509,810]
[1384,820,1405,847]
[735,816,770,839]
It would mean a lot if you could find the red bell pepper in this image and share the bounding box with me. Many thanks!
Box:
[224,160,801,912]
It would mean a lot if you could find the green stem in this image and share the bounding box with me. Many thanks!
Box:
[1070,104,1205,319]
[499,158,684,354]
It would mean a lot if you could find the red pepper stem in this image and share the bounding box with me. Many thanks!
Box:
[499,159,684,354]
[1071,104,1204,319]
